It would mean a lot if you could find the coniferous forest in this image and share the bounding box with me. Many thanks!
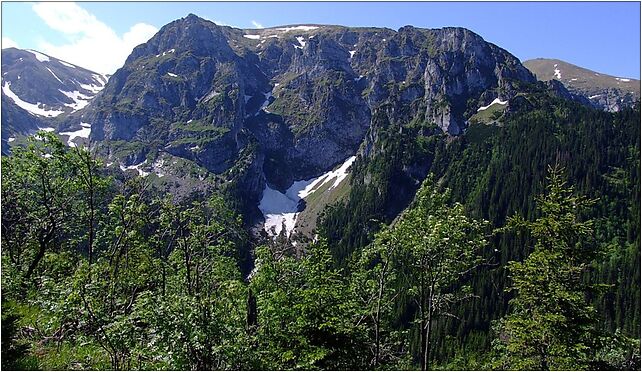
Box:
[2,85,640,370]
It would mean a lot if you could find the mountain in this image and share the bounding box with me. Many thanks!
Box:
[55,14,536,231]
[2,13,639,370]
[1,48,108,153]
[523,58,640,112]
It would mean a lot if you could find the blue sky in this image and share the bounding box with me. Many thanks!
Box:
[2,2,640,77]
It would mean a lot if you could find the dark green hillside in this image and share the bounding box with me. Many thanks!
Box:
[319,90,640,366]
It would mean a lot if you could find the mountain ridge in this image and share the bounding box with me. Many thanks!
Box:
[523,57,640,112]
[4,14,635,239]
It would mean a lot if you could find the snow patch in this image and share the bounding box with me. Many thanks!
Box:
[589,94,602,99]
[616,77,631,82]
[2,82,64,117]
[553,68,562,79]
[59,123,91,147]
[349,50,356,58]
[59,90,92,111]
[353,75,364,82]
[296,36,306,48]
[120,160,149,177]
[259,185,300,237]
[477,98,508,112]
[78,82,104,94]
[256,91,273,115]
[258,155,356,237]
[152,158,165,178]
[155,49,175,57]
[38,127,55,132]
[167,72,178,77]
[26,49,50,62]
[277,25,319,32]
[8,137,15,142]
[243,34,260,40]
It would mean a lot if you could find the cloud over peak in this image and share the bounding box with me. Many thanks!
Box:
[32,2,157,74]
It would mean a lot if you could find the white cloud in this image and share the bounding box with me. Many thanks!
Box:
[32,2,157,74]
[251,20,264,29]
[2,37,18,49]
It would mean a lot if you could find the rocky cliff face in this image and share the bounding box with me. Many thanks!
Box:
[4,14,541,218]
[73,16,535,186]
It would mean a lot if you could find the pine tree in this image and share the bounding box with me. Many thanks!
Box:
[491,165,602,370]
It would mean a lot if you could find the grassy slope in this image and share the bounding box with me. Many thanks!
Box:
[523,58,640,98]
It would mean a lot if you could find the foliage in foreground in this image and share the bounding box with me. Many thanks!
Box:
[1,132,639,370]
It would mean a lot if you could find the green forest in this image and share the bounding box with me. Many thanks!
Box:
[2,94,640,370]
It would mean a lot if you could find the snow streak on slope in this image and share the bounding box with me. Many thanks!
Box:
[258,156,356,237]
[477,97,507,112]
[2,82,65,117]
[26,49,50,62]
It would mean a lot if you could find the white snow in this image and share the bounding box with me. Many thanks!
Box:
[187,119,193,123]
[616,78,631,82]
[277,25,319,32]
[243,34,261,40]
[58,60,76,69]
[167,72,178,77]
[8,137,15,142]
[152,158,165,178]
[59,90,92,111]
[353,75,364,82]
[477,98,508,112]
[258,155,356,237]
[2,82,65,117]
[266,34,279,38]
[299,156,356,198]
[349,50,356,58]
[589,94,602,99]
[155,49,175,57]
[296,36,306,48]
[26,49,50,62]
[38,127,55,132]
[256,91,273,115]
[59,123,91,147]
[554,68,562,79]
[120,160,149,177]
[46,67,63,83]
[78,81,104,94]
[570,78,578,81]
[258,185,300,237]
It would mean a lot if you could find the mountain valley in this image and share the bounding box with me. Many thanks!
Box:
[1,13,640,371]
